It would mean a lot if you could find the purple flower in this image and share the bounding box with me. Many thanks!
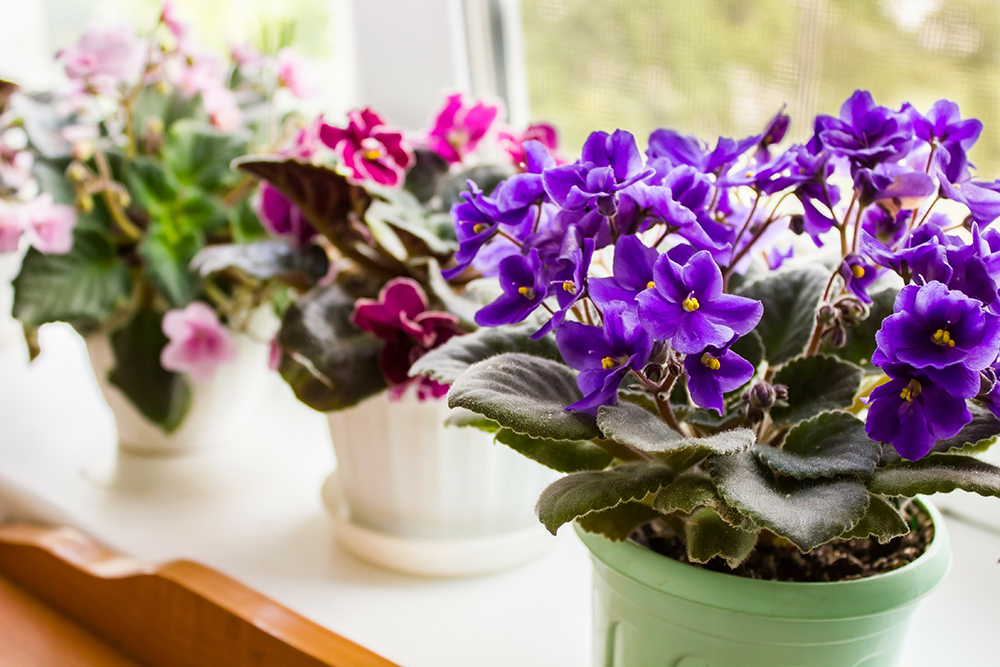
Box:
[160,302,237,383]
[637,250,763,354]
[764,245,794,270]
[862,206,909,246]
[760,146,840,244]
[475,249,548,327]
[256,182,316,248]
[497,124,562,170]
[589,235,659,310]
[543,130,653,215]
[855,163,935,208]
[646,129,759,176]
[442,183,504,280]
[905,99,982,183]
[840,254,880,304]
[423,93,503,164]
[810,90,913,171]
[320,108,413,187]
[352,278,460,397]
[938,175,1000,226]
[534,228,595,338]
[865,362,972,460]
[684,341,755,415]
[491,141,554,223]
[556,301,653,413]
[753,109,791,163]
[874,281,1000,396]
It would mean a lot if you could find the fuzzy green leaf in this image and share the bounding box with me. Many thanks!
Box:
[164,120,247,192]
[575,502,662,541]
[495,428,612,473]
[191,241,330,289]
[447,353,600,441]
[685,507,759,567]
[653,472,755,529]
[597,402,754,456]
[710,451,870,551]
[769,354,863,425]
[736,266,828,365]
[536,461,674,534]
[403,147,451,203]
[443,409,501,432]
[869,454,1000,498]
[410,327,561,385]
[756,411,881,479]
[839,495,909,543]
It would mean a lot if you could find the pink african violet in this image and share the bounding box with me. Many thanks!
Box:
[174,53,223,97]
[351,277,460,399]
[497,123,562,170]
[0,129,34,191]
[276,48,316,99]
[423,93,503,164]
[160,301,237,383]
[230,42,263,69]
[0,200,23,253]
[320,109,413,187]
[203,87,242,132]
[160,1,189,45]
[21,194,76,255]
[57,22,144,87]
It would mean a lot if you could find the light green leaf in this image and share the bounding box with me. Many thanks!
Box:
[536,461,674,534]
[685,507,759,567]
[139,228,201,308]
[736,266,829,365]
[755,411,881,479]
[495,428,613,473]
[447,352,600,441]
[164,120,247,192]
[770,354,863,425]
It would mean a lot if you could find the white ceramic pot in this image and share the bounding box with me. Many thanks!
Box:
[323,390,557,576]
[86,310,277,456]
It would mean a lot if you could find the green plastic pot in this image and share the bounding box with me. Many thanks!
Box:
[575,499,951,667]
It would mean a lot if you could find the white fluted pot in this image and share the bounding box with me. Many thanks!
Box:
[323,390,556,576]
[86,310,277,456]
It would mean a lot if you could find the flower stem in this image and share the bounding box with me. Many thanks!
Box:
[654,374,683,434]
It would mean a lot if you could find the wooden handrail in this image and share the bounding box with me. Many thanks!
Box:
[0,524,400,667]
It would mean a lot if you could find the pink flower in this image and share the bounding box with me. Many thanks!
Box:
[497,123,562,170]
[319,108,413,187]
[203,87,242,132]
[0,200,23,253]
[57,22,143,88]
[229,42,263,69]
[423,93,503,164]
[160,302,237,383]
[275,48,316,99]
[21,194,76,255]
[174,53,223,97]
[160,1,189,45]
[0,128,34,192]
[282,116,325,160]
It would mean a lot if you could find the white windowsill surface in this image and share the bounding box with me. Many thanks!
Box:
[0,324,997,667]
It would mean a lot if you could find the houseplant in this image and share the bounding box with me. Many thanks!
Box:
[235,94,566,575]
[4,4,326,454]
[412,91,1000,663]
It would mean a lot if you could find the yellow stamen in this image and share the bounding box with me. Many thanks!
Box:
[700,353,721,371]
[851,265,865,279]
[899,379,922,402]
[646,281,656,289]
[561,282,577,294]
[517,286,536,299]
[601,356,617,370]
[932,329,956,348]
[683,296,700,312]
[473,223,489,234]
[745,171,753,178]
[363,149,382,161]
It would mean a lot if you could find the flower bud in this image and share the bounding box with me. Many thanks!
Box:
[834,295,869,326]
[820,323,848,349]
[748,381,777,411]
[980,368,998,397]
[643,362,665,384]
[78,192,94,213]
[773,384,789,403]
[788,214,805,235]
[816,303,839,326]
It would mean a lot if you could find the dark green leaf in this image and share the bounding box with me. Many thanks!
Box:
[536,461,674,534]
[598,402,755,457]
[685,507,759,567]
[124,156,180,210]
[736,266,828,365]
[755,411,881,479]
[12,230,132,333]
[107,308,192,432]
[769,354,863,425]
[730,329,764,369]
[164,120,247,192]
[191,241,330,289]
[495,428,612,473]
[132,86,204,137]
[710,451,870,551]
[652,472,755,529]
[576,502,662,541]
[32,159,76,205]
[277,283,387,411]
[868,454,1000,498]
[833,287,897,370]
[839,495,909,543]
[412,326,561,385]
[447,352,601,440]
[444,410,501,432]
[403,147,451,203]
[228,197,267,244]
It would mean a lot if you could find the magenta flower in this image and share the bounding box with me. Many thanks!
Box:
[21,194,76,255]
[276,48,316,99]
[0,200,23,252]
[160,302,237,383]
[256,182,315,248]
[351,278,461,398]
[497,123,561,170]
[423,93,503,164]
[320,109,413,187]
[57,22,143,89]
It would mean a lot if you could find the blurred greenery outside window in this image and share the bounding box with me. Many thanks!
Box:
[520,0,1000,175]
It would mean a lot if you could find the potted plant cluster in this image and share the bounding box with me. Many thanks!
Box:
[3,4,325,454]
[236,93,566,575]
[409,91,1000,664]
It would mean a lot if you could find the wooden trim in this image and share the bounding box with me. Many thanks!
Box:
[0,524,400,667]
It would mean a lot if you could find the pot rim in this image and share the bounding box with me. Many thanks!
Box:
[575,497,952,620]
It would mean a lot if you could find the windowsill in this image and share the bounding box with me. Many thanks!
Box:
[0,324,996,667]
